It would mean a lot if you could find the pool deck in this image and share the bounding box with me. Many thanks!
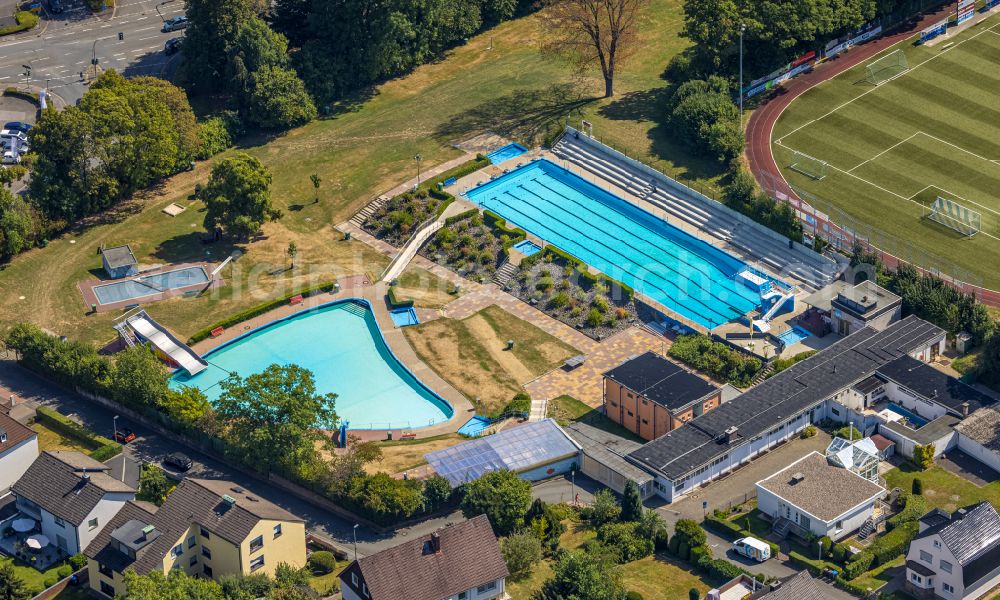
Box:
[188,275,474,439]
[78,261,222,313]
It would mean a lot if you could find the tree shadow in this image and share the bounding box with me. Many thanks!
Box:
[597,87,671,123]
[69,198,145,233]
[434,83,596,146]
[152,231,237,264]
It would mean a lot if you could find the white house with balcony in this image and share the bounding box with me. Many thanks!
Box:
[905,502,1000,600]
[0,411,37,494]
[10,451,135,556]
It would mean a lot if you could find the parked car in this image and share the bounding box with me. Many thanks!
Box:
[163,452,192,471]
[161,16,188,32]
[732,537,771,562]
[48,0,63,14]
[0,130,29,144]
[114,428,137,443]
[3,122,32,134]
[2,149,21,165]
[164,37,183,55]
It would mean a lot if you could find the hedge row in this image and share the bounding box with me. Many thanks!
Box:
[788,550,834,576]
[444,208,479,225]
[0,12,39,36]
[482,210,527,256]
[188,280,339,343]
[703,515,779,556]
[887,494,928,530]
[35,406,122,462]
[842,521,918,580]
[3,87,39,104]
[387,286,414,308]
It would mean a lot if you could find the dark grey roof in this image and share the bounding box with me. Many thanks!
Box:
[877,355,995,415]
[11,451,135,526]
[956,405,1000,451]
[964,541,1000,588]
[916,502,1000,566]
[906,560,936,577]
[101,245,137,269]
[84,478,303,576]
[603,351,717,412]
[87,501,158,574]
[628,316,944,480]
[111,519,162,553]
[852,376,884,395]
[344,515,508,600]
[564,421,652,485]
[881,414,961,445]
[749,571,830,599]
[919,508,951,530]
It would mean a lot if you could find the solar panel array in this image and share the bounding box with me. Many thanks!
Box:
[425,419,579,486]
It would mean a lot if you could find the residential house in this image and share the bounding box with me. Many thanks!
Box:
[905,502,1000,599]
[340,514,509,600]
[84,478,306,598]
[799,280,902,337]
[627,316,945,503]
[0,411,38,493]
[755,451,886,542]
[603,351,721,441]
[11,451,135,555]
[711,571,831,599]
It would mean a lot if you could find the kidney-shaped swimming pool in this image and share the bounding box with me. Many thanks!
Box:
[169,300,454,430]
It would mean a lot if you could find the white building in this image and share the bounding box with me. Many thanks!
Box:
[756,451,886,542]
[905,502,1000,600]
[0,411,38,494]
[11,451,136,555]
[340,515,509,600]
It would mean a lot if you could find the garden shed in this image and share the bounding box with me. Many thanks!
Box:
[100,245,138,279]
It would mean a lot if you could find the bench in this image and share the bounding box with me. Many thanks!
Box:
[399,433,417,440]
[564,355,586,370]
[290,294,304,305]
[210,327,225,338]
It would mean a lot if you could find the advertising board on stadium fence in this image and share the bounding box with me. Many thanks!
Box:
[987,0,1000,10]
[957,0,976,25]
[921,18,949,42]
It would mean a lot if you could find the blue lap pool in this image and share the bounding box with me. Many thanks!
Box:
[465,159,784,328]
[776,326,811,347]
[486,143,528,165]
[885,402,929,429]
[511,240,542,256]
[170,300,453,430]
[93,266,209,305]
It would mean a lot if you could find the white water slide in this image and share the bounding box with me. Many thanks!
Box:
[126,311,208,376]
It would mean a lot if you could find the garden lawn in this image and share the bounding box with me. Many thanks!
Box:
[0,556,71,595]
[621,556,711,600]
[884,463,1000,513]
[546,394,645,443]
[849,555,904,593]
[403,305,578,413]
[32,421,98,454]
[393,265,460,309]
[0,0,716,348]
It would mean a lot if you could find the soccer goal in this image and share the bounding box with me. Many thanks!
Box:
[927,196,981,237]
[789,151,829,180]
[865,49,909,85]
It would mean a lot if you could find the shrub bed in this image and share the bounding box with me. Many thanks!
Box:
[3,87,39,104]
[507,247,637,340]
[668,334,761,387]
[421,210,522,284]
[188,280,338,343]
[387,286,414,308]
[0,12,40,36]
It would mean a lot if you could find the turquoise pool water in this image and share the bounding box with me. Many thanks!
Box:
[776,326,811,347]
[465,160,774,328]
[169,301,453,430]
[487,143,528,165]
[886,402,929,429]
[94,266,208,304]
[389,307,419,327]
[511,239,542,256]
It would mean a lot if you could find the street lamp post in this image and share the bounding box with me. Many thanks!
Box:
[414,154,423,188]
[113,415,120,445]
[352,524,359,561]
[21,65,30,92]
[739,24,746,132]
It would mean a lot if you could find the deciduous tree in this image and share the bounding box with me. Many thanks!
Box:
[202,153,281,239]
[120,569,225,599]
[461,469,532,535]
[535,549,627,600]
[502,531,543,579]
[540,0,648,97]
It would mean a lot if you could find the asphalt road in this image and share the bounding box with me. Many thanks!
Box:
[0,0,186,104]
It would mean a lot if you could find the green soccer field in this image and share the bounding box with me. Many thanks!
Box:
[772,14,1000,290]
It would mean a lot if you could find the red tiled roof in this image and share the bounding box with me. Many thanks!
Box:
[870,434,895,451]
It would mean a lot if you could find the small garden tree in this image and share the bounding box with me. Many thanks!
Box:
[502,531,543,579]
[913,444,935,470]
[620,480,643,522]
[587,489,621,527]
[461,470,532,536]
[202,153,281,239]
[0,563,31,600]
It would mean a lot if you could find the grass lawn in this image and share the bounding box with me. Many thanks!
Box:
[622,555,711,600]
[0,0,719,348]
[547,394,645,443]
[403,305,578,413]
[392,265,461,309]
[773,14,1000,289]
[849,555,904,593]
[884,463,1000,513]
[32,421,98,454]
[362,433,466,475]
[308,565,345,595]
[52,586,93,600]
[0,556,72,595]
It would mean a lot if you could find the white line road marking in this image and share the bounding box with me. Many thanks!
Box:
[139,35,159,41]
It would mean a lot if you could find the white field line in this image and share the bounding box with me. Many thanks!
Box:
[780,140,1000,242]
[775,18,1000,146]
[917,131,998,165]
[848,132,921,172]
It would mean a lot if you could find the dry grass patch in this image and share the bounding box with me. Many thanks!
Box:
[403,304,578,413]
[363,434,465,475]
[393,265,460,309]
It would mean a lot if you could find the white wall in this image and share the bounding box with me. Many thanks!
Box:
[907,535,963,598]
[78,493,134,555]
[958,434,1000,473]
[0,436,37,492]
[883,382,948,420]
[756,486,876,542]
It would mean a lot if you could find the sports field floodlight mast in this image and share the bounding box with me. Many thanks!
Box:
[739,23,746,131]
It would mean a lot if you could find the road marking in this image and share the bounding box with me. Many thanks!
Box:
[139,35,159,41]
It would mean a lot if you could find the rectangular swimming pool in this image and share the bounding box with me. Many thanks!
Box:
[465,160,777,328]
[487,143,528,165]
[93,266,209,305]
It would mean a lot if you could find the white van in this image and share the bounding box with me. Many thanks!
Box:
[732,537,771,562]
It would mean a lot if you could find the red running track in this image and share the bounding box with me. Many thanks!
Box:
[744,1,1000,306]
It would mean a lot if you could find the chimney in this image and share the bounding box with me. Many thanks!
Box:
[962,402,970,417]
[430,532,441,553]
[724,426,739,443]
[141,524,155,541]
